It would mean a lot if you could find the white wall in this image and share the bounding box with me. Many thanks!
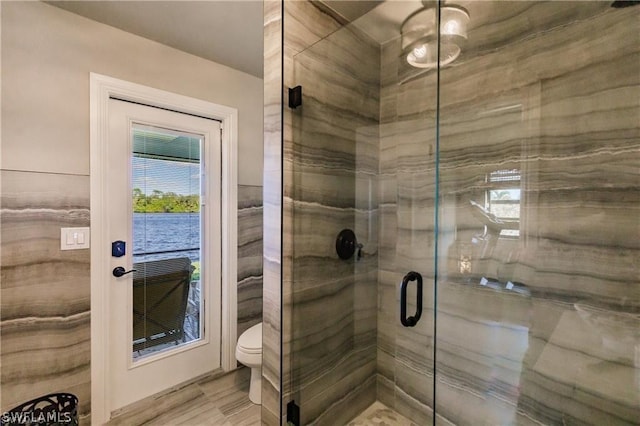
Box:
[1,1,263,185]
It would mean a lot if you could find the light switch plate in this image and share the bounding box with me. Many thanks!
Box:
[61,227,91,250]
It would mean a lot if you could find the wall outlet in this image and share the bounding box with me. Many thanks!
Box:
[61,227,90,250]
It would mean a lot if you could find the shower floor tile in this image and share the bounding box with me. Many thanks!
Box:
[347,401,419,426]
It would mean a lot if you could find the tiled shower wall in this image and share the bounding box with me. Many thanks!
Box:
[1,1,263,421]
[261,1,282,424]
[378,2,639,425]
[237,186,265,340]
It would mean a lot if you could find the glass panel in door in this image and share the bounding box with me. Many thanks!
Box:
[285,1,438,424]
[436,1,640,424]
[131,123,202,359]
[286,10,381,425]
[382,28,438,425]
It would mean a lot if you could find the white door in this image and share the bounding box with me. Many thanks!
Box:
[107,98,222,411]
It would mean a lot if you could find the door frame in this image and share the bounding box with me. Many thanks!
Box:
[89,73,238,423]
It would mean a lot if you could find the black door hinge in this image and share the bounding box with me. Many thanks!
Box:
[286,400,300,426]
[288,86,302,109]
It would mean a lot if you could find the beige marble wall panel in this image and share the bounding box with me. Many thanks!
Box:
[377,205,396,243]
[356,125,381,262]
[432,3,640,425]
[284,1,341,56]
[513,298,640,425]
[292,24,379,88]
[237,185,264,338]
[393,385,434,426]
[381,105,437,423]
[1,173,262,421]
[377,119,398,279]
[379,2,639,425]
[456,1,609,55]
[438,4,637,111]
[393,75,439,122]
[1,171,91,421]
[262,259,284,426]
[304,358,377,426]
[262,0,283,423]
[433,285,531,424]
[379,122,401,175]
[356,125,381,177]
[380,39,400,125]
[377,111,399,404]
[353,267,378,337]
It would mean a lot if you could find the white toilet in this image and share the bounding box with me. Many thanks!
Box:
[236,322,262,404]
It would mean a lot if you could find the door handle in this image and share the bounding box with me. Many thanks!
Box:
[400,271,423,327]
[113,266,137,277]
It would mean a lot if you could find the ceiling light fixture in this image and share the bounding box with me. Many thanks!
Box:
[401,1,470,69]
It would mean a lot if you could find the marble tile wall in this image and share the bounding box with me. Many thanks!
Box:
[379,1,639,425]
[0,173,263,422]
[262,1,283,424]
[237,185,264,340]
[0,171,92,422]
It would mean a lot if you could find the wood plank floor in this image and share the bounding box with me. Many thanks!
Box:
[107,367,260,426]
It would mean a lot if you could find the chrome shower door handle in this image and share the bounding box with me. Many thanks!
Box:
[400,271,423,327]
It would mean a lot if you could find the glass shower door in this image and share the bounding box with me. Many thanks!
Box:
[282,1,638,425]
[285,2,439,424]
[436,1,640,424]
[379,42,439,424]
[287,13,381,425]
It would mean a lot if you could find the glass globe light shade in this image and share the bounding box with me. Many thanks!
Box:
[401,5,470,69]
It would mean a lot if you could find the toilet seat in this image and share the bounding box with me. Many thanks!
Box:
[237,322,262,354]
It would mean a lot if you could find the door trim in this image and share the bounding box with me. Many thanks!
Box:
[89,73,238,423]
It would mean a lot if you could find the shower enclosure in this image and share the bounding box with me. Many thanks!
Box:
[263,1,639,424]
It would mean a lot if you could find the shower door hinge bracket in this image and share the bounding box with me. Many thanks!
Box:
[288,86,302,109]
[286,400,300,426]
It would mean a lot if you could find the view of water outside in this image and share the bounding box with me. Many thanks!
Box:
[131,126,203,356]
[132,154,201,265]
[132,213,200,264]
